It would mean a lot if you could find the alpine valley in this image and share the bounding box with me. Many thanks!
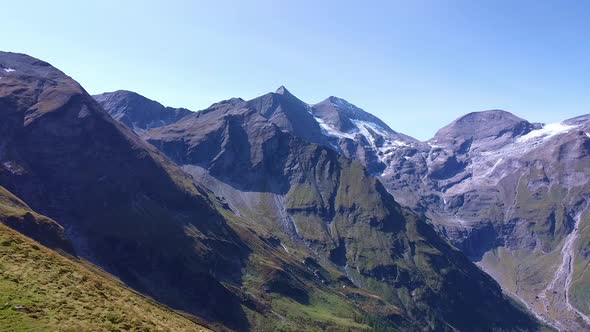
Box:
[1,51,588,331]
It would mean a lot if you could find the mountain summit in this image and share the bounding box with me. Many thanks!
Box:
[93,90,192,131]
[274,85,293,96]
[432,109,537,148]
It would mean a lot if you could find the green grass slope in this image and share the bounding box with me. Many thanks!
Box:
[281,145,541,331]
[0,186,71,252]
[0,223,210,332]
[225,212,407,331]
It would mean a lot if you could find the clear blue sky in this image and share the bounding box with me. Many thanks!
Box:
[4,0,589,139]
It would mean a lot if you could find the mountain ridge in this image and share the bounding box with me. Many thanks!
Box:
[105,86,543,330]
[1,51,543,331]
[93,90,192,131]
[98,85,590,330]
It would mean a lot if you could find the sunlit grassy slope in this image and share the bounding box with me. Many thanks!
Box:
[0,224,210,332]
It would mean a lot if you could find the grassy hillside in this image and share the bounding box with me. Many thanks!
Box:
[0,186,71,252]
[0,224,209,332]
[572,212,590,315]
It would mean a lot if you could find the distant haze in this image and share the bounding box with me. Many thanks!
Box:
[3,0,589,140]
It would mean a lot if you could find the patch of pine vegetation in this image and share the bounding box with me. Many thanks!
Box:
[0,223,209,332]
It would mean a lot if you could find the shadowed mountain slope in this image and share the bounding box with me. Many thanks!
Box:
[93,90,192,131]
[0,51,248,329]
[0,185,211,331]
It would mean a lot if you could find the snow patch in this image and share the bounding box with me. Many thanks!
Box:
[392,140,409,147]
[479,157,504,178]
[2,161,23,175]
[352,120,378,146]
[314,116,355,139]
[455,218,468,225]
[349,119,412,165]
[516,122,577,144]
[280,243,290,253]
[488,157,503,173]
[3,68,15,73]
[585,132,590,138]
[351,119,390,139]
[312,115,413,171]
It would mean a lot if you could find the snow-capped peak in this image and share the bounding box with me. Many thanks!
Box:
[312,114,412,167]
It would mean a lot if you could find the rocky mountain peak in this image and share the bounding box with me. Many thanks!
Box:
[326,95,354,107]
[208,97,245,108]
[271,85,308,107]
[242,87,325,144]
[313,96,401,135]
[96,89,137,98]
[0,51,63,80]
[456,109,523,123]
[274,85,292,96]
[0,52,90,125]
[93,90,192,131]
[432,109,535,149]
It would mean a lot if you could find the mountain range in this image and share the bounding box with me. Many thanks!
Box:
[96,82,590,331]
[1,50,587,331]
